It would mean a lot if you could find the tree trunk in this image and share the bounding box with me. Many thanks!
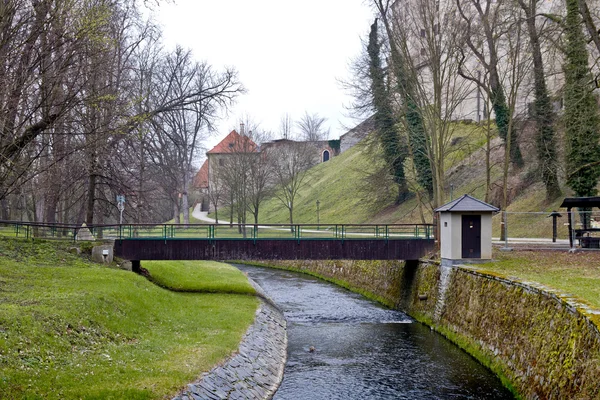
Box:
[1,198,9,220]
[45,194,58,224]
[182,192,189,225]
[86,173,96,226]
[182,169,190,224]
[173,200,180,224]
[136,135,145,224]
[485,115,492,203]
[522,0,561,200]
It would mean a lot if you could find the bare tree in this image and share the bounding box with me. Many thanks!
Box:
[296,111,329,141]
[279,113,294,139]
[246,130,273,224]
[150,48,223,224]
[272,141,314,226]
[207,165,225,223]
[373,0,474,208]
[209,121,261,232]
[456,0,524,169]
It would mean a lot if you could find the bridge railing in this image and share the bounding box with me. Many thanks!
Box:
[104,223,434,240]
[0,221,434,241]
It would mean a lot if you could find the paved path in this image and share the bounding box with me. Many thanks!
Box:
[192,204,228,224]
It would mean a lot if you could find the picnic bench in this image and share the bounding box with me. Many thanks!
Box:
[560,197,600,248]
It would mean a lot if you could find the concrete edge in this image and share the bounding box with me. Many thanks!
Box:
[173,289,287,400]
[246,276,288,400]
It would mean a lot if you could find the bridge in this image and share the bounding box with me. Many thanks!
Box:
[1,221,436,264]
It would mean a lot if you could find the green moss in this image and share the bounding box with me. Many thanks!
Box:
[430,323,522,399]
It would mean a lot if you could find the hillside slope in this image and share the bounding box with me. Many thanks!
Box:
[254,122,494,224]
[252,121,585,239]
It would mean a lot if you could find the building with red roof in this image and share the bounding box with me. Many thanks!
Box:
[207,130,258,155]
[193,128,258,212]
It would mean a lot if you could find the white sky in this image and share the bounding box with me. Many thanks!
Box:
[153,0,374,153]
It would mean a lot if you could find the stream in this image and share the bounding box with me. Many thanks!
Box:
[235,264,514,400]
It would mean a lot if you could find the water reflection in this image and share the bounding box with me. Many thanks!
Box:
[235,265,514,400]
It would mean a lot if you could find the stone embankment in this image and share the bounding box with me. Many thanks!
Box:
[173,300,287,400]
[244,259,600,399]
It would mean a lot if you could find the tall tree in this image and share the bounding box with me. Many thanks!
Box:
[367,19,409,203]
[518,0,561,200]
[373,0,433,202]
[564,0,600,197]
[246,130,273,224]
[272,141,314,226]
[456,0,524,169]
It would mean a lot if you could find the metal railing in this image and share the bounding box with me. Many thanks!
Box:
[493,211,600,249]
[0,220,434,242]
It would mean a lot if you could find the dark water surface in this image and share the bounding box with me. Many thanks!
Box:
[235,264,514,400]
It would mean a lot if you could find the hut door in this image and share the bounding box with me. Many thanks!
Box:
[461,215,481,258]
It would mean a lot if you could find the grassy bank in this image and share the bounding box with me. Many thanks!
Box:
[143,260,256,294]
[480,249,600,310]
[0,238,258,399]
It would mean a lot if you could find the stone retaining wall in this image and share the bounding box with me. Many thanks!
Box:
[173,301,287,400]
[249,259,600,399]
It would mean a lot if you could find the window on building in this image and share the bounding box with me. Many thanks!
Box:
[420,28,426,38]
[219,158,224,166]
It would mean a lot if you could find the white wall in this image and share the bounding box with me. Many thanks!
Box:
[440,211,494,261]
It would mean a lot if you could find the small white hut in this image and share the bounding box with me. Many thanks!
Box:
[435,194,499,263]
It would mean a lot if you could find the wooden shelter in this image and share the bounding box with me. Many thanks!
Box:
[560,197,600,248]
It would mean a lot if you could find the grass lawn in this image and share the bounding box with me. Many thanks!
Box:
[0,238,258,399]
[479,249,600,309]
[143,260,256,294]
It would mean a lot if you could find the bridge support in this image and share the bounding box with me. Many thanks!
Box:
[131,260,141,273]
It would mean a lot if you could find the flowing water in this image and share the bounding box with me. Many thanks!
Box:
[235,264,515,400]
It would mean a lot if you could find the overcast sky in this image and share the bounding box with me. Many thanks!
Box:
[153,0,374,152]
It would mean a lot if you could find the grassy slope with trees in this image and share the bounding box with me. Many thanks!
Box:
[240,119,585,242]
[0,238,258,399]
[249,121,495,224]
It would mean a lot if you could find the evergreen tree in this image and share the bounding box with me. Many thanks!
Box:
[367,19,409,202]
[406,97,433,199]
[519,0,561,200]
[389,38,433,199]
[564,0,600,197]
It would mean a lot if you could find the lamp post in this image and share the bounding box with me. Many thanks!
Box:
[116,195,125,225]
[316,200,320,229]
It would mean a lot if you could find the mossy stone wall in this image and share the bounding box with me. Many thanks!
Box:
[439,268,600,399]
[255,259,600,399]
